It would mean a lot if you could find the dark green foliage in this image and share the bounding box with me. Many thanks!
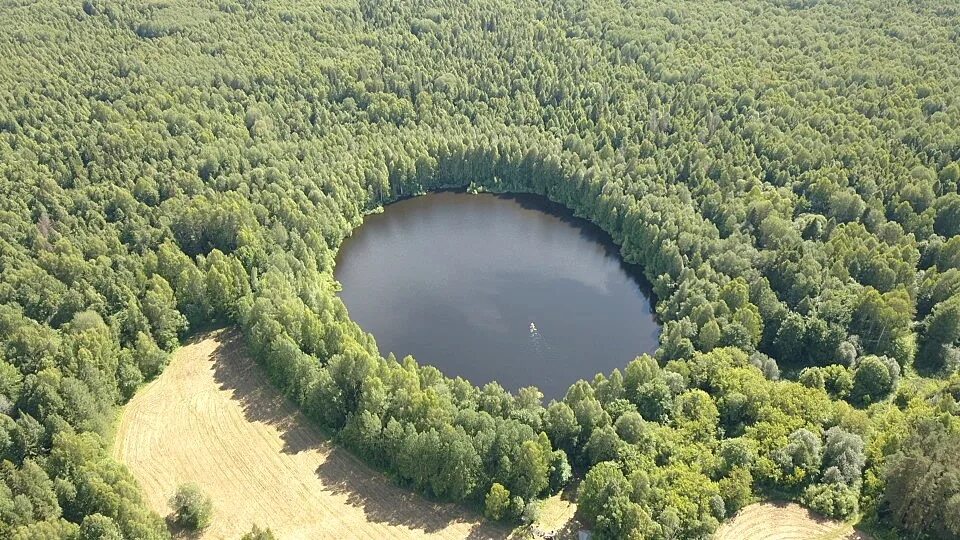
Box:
[718,467,754,516]
[240,525,277,540]
[851,356,900,405]
[881,419,960,538]
[919,295,960,374]
[0,0,957,535]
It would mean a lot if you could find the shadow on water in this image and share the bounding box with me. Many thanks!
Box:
[494,191,658,314]
[351,188,658,316]
[206,330,507,539]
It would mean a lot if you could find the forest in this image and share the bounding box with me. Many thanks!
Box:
[1,0,960,538]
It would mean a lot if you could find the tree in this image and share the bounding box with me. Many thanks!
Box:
[131,332,168,380]
[547,450,572,493]
[204,251,250,318]
[241,525,277,540]
[718,437,758,472]
[850,288,914,363]
[79,514,123,540]
[802,482,859,519]
[821,426,865,485]
[624,356,675,421]
[169,483,213,531]
[718,467,754,516]
[851,356,899,405]
[919,294,960,373]
[578,461,632,525]
[115,352,143,401]
[774,429,823,486]
[141,275,187,351]
[586,425,622,465]
[544,401,580,453]
[484,483,511,521]
[614,411,647,445]
[698,319,721,351]
[822,365,854,399]
[511,438,550,500]
[593,494,654,540]
[774,313,806,362]
[1,458,60,521]
[672,389,719,443]
[882,419,960,538]
[571,396,610,445]
[934,192,960,237]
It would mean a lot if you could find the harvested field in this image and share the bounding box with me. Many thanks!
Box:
[713,502,868,540]
[113,329,507,539]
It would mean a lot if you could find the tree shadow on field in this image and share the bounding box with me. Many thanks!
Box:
[206,329,508,539]
[315,446,509,539]
[558,519,583,540]
[165,515,204,540]
[208,329,317,455]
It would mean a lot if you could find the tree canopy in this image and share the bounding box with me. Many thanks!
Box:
[1,0,960,537]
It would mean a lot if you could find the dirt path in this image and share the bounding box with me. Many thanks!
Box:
[113,329,507,539]
[713,502,867,540]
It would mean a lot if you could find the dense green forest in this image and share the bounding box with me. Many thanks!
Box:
[1,0,960,537]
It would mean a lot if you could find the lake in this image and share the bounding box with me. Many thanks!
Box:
[334,192,661,399]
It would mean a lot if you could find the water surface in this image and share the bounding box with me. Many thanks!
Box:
[335,192,660,399]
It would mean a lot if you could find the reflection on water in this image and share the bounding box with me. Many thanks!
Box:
[334,192,661,399]
[529,322,551,364]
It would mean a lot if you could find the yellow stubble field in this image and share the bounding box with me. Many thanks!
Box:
[113,329,508,539]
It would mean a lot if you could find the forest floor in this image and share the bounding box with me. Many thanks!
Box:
[112,328,509,540]
[713,502,870,540]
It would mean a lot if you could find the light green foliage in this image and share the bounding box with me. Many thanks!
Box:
[79,514,123,540]
[0,0,956,536]
[169,483,213,531]
[802,482,859,519]
[773,429,823,487]
[484,483,511,521]
[577,462,630,523]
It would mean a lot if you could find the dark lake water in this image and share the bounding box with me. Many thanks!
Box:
[334,192,661,399]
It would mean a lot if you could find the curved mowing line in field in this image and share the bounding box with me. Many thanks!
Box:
[713,502,866,540]
[113,329,508,540]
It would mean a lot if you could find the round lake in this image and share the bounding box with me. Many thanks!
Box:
[334,192,661,399]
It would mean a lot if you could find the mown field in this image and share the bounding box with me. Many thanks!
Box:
[714,502,867,540]
[113,329,508,539]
